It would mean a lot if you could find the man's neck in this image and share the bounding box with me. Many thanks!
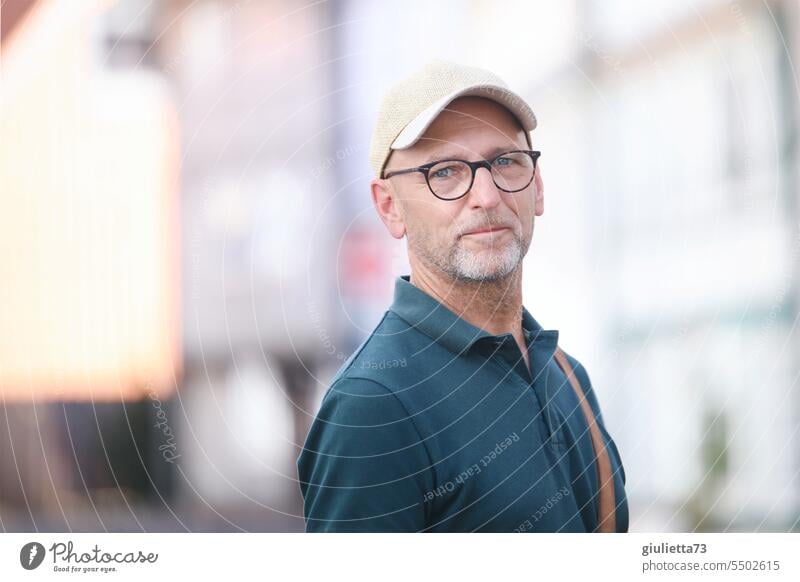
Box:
[408,261,524,337]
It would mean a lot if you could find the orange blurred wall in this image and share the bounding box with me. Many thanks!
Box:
[0,0,181,401]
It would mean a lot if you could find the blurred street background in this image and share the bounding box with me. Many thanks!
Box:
[1,0,799,532]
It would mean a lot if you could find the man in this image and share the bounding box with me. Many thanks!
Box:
[297,60,629,532]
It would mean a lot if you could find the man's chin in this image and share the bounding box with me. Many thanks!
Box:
[449,249,521,283]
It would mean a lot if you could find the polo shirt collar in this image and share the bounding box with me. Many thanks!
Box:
[389,275,559,353]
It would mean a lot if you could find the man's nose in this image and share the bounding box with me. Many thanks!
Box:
[467,166,502,209]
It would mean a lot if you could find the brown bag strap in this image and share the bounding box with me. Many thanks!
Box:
[553,346,617,533]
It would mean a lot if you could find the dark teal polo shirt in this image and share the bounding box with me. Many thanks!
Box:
[297,275,629,532]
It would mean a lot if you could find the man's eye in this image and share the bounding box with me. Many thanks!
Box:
[430,166,457,179]
[493,156,515,167]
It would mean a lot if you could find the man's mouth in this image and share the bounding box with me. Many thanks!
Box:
[461,226,511,237]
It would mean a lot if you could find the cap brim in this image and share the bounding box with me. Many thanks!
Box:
[390,84,537,150]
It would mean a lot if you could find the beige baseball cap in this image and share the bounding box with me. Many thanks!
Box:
[369,59,537,178]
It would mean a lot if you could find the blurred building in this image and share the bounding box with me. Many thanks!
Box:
[1,0,184,529]
[1,0,350,531]
[576,0,800,531]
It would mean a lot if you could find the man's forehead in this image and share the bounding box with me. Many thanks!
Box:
[413,141,526,162]
[404,123,528,161]
[425,97,524,133]
[386,134,529,170]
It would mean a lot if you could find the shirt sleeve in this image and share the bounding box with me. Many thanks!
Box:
[296,376,435,532]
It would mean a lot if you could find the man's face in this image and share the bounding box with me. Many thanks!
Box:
[378,96,542,283]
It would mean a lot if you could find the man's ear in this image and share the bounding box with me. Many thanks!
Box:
[533,163,544,217]
[371,178,406,239]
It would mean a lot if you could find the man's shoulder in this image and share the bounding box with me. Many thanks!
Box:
[329,309,423,390]
[309,316,424,439]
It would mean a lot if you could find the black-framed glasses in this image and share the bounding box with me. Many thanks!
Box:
[382,150,541,201]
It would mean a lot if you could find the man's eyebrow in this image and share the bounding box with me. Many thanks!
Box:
[419,145,523,165]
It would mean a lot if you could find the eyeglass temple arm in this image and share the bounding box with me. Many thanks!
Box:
[382,166,427,179]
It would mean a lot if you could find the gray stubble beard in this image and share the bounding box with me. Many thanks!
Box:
[408,221,532,284]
